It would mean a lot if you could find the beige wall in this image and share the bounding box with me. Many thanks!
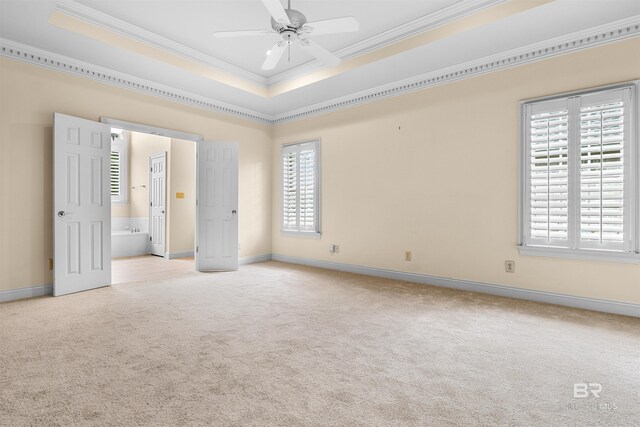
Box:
[0,57,272,292]
[167,138,196,255]
[1,37,639,304]
[272,37,640,305]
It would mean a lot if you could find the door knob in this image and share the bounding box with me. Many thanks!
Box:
[57,211,67,218]
[232,210,237,214]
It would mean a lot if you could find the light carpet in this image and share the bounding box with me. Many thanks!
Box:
[1,261,638,426]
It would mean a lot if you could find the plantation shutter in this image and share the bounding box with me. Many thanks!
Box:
[523,85,636,255]
[578,89,630,251]
[526,99,570,246]
[110,149,121,197]
[282,140,319,233]
[299,145,316,231]
[282,150,298,229]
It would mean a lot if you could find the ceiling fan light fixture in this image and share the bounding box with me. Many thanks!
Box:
[218,0,358,71]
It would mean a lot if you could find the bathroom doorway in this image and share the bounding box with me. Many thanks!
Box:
[109,123,198,281]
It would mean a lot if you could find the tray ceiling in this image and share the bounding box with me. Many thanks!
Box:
[1,0,639,122]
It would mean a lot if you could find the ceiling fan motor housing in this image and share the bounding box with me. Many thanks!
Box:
[271,8,307,33]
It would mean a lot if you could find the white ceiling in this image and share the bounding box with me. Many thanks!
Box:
[1,0,639,121]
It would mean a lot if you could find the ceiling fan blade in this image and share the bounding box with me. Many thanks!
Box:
[261,42,286,70]
[212,29,273,38]
[303,17,359,35]
[261,0,291,25]
[299,39,341,67]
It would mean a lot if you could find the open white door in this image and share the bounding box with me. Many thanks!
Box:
[196,141,239,271]
[149,152,167,257]
[53,113,111,296]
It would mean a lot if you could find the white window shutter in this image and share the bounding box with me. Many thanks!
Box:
[578,90,628,250]
[298,146,316,231]
[110,149,121,197]
[526,99,570,247]
[522,83,638,260]
[281,140,320,234]
[282,150,298,229]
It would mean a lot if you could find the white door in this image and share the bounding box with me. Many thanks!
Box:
[196,141,239,271]
[53,113,111,296]
[149,152,167,257]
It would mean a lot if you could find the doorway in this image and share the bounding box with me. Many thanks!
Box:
[102,117,239,271]
[52,113,239,296]
[109,128,196,274]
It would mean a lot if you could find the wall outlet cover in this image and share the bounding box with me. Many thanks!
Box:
[505,260,515,273]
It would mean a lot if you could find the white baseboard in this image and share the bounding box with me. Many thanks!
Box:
[0,284,53,303]
[165,251,194,260]
[271,254,640,318]
[240,254,272,265]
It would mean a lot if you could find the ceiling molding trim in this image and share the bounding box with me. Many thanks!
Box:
[272,16,640,124]
[0,38,272,125]
[1,16,638,127]
[267,0,506,86]
[55,0,267,86]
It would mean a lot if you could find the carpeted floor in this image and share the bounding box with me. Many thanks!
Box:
[1,261,638,426]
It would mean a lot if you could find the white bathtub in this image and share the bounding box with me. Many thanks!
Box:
[112,231,151,258]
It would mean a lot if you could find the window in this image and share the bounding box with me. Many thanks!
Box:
[110,129,128,203]
[282,140,320,235]
[520,83,639,262]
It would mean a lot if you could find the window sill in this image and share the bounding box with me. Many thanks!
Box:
[281,230,321,239]
[518,245,640,264]
[111,199,128,205]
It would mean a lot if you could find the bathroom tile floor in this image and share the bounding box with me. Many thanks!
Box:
[111,255,196,284]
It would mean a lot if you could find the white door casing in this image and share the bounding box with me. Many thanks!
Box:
[196,141,239,271]
[53,113,111,296]
[149,152,167,257]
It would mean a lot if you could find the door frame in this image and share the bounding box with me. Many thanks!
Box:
[101,117,204,270]
[149,151,167,257]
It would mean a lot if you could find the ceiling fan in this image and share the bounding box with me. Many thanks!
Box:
[212,0,359,70]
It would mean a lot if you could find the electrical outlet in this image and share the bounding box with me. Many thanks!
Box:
[49,258,54,270]
[505,260,515,273]
[405,251,412,261]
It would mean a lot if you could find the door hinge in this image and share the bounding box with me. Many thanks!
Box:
[196,246,199,253]
[150,202,152,207]
[150,236,152,242]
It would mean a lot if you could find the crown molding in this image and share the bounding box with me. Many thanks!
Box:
[266,0,505,86]
[55,0,267,86]
[1,16,639,126]
[0,38,272,125]
[272,15,640,124]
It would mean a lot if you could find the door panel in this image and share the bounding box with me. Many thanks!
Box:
[196,141,238,271]
[149,153,167,257]
[54,113,111,296]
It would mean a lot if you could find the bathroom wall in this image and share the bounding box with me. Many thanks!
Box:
[166,138,196,256]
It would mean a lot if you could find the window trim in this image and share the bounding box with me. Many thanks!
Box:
[110,131,128,204]
[518,81,640,263]
[281,138,321,236]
